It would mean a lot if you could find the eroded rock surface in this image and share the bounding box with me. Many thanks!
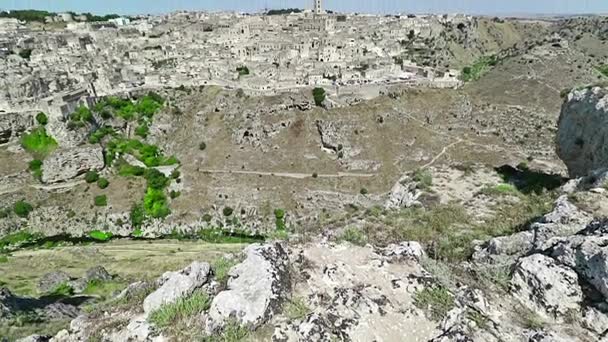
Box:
[41,145,104,184]
[557,86,608,177]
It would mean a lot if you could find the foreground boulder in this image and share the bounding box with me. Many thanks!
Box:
[143,261,211,314]
[510,254,583,321]
[41,145,104,184]
[206,242,290,331]
[557,86,608,177]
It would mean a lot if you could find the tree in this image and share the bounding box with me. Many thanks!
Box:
[35,112,48,126]
[313,87,326,107]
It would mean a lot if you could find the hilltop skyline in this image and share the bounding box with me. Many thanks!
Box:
[2,0,608,15]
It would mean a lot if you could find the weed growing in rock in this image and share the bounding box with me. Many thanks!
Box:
[340,227,367,246]
[480,183,518,196]
[28,159,43,181]
[212,257,238,285]
[149,290,211,329]
[413,286,454,321]
[284,297,311,321]
[202,319,249,342]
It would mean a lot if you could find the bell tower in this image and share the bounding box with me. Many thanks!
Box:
[314,0,322,15]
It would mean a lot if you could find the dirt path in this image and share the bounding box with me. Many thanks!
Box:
[199,169,376,179]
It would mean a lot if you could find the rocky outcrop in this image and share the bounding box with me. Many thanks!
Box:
[206,243,290,331]
[41,145,104,184]
[473,195,592,262]
[143,261,211,314]
[510,254,582,320]
[384,175,423,209]
[38,271,72,293]
[0,112,33,144]
[557,86,608,177]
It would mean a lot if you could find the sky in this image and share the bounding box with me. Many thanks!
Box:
[1,0,608,15]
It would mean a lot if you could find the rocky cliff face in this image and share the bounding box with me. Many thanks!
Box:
[557,86,608,177]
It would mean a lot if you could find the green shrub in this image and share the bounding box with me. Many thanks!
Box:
[13,201,33,218]
[0,231,38,249]
[0,255,8,263]
[20,127,58,158]
[70,106,94,123]
[170,169,180,179]
[223,207,234,217]
[35,112,48,125]
[413,286,454,321]
[143,187,171,218]
[413,169,433,189]
[118,163,145,177]
[461,55,498,82]
[170,190,181,199]
[340,227,367,246]
[47,282,74,297]
[312,87,326,106]
[94,195,107,207]
[236,66,250,76]
[202,214,213,222]
[88,126,114,144]
[97,178,109,189]
[480,183,518,196]
[597,65,608,77]
[82,280,125,300]
[199,142,207,151]
[132,228,143,237]
[202,319,249,342]
[89,230,113,241]
[29,159,43,180]
[18,48,32,60]
[85,170,100,183]
[144,168,169,189]
[274,208,285,220]
[130,204,145,228]
[360,188,368,195]
[149,290,211,329]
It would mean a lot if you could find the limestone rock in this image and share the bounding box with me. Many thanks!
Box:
[510,254,582,320]
[382,241,426,262]
[385,175,423,209]
[206,243,290,331]
[38,271,72,293]
[143,261,211,314]
[0,112,33,144]
[85,265,112,282]
[557,86,608,177]
[549,219,608,301]
[16,335,51,342]
[41,145,104,184]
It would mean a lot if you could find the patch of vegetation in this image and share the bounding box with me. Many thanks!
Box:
[35,112,48,126]
[88,126,115,144]
[360,188,368,195]
[339,227,367,246]
[97,178,109,189]
[495,164,565,194]
[236,66,250,76]
[212,257,238,285]
[199,142,207,151]
[0,9,54,22]
[82,280,125,300]
[202,319,249,342]
[223,207,234,217]
[89,230,113,242]
[94,195,107,207]
[413,168,433,189]
[480,183,518,196]
[143,187,170,218]
[168,228,265,244]
[130,204,146,228]
[29,159,43,181]
[20,127,58,159]
[47,282,74,297]
[149,290,211,329]
[466,309,489,330]
[13,201,34,218]
[0,231,38,249]
[70,106,94,124]
[284,297,311,321]
[274,208,286,231]
[267,8,303,15]
[516,305,546,330]
[461,55,498,82]
[597,65,608,78]
[312,87,326,106]
[85,170,100,183]
[117,162,145,177]
[18,49,32,60]
[413,286,454,321]
[0,255,8,263]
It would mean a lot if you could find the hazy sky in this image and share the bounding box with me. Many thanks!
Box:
[2,0,608,15]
